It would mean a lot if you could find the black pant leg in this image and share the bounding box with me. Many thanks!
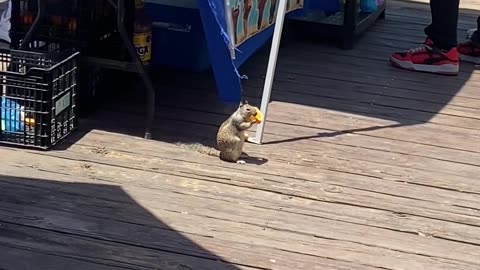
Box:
[424,0,460,50]
[470,16,480,43]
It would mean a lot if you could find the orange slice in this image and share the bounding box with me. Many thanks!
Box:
[253,108,262,124]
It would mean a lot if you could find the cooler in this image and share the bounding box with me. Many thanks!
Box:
[144,0,211,72]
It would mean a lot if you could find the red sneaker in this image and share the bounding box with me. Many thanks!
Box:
[458,39,480,64]
[390,39,459,75]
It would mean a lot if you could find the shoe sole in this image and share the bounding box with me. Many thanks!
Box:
[390,56,459,75]
[459,53,480,64]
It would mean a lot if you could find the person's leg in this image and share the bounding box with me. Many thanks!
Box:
[425,0,459,50]
[464,16,480,41]
[390,0,460,75]
[458,16,480,64]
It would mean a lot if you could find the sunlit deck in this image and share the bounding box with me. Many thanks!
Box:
[1,0,480,269]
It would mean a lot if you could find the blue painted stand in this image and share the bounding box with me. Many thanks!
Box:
[197,0,275,103]
[197,0,241,103]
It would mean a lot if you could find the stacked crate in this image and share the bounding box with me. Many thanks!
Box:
[0,0,124,149]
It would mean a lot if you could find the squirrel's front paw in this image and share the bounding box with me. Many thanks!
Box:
[236,160,246,164]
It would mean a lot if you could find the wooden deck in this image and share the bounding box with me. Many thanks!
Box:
[2,0,480,269]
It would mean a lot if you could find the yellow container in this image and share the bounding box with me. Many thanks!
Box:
[134,0,152,65]
[133,32,152,65]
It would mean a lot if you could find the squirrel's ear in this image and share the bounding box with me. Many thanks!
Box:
[240,99,249,106]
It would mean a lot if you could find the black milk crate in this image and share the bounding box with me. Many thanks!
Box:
[0,47,79,149]
[10,0,118,49]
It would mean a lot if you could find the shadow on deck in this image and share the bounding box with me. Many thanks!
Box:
[0,174,245,270]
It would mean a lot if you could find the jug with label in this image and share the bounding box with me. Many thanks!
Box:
[360,0,377,13]
[133,0,152,65]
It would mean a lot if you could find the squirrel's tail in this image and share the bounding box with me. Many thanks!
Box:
[174,142,220,157]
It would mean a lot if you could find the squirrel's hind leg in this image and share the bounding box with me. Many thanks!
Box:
[219,148,243,163]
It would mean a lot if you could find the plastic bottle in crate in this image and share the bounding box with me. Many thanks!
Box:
[133,0,152,66]
[1,98,24,132]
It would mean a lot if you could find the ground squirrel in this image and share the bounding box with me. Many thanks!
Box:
[176,101,262,164]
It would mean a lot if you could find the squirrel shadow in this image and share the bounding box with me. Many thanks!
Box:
[240,152,269,165]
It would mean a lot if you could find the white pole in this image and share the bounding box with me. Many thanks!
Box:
[250,0,288,145]
[224,0,236,59]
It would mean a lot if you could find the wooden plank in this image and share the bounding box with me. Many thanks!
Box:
[3,160,480,247]
[257,102,480,153]
[249,79,480,121]
[245,51,480,100]
[59,129,478,207]
[97,99,480,161]
[0,245,128,270]
[135,105,480,176]
[99,90,480,156]
[72,113,480,201]
[1,163,480,270]
[385,12,477,30]
[283,33,480,69]
[245,29,480,86]
[390,0,480,18]
[168,62,480,125]
[245,75,480,112]
[4,132,480,228]
[0,221,256,270]
[367,25,466,42]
